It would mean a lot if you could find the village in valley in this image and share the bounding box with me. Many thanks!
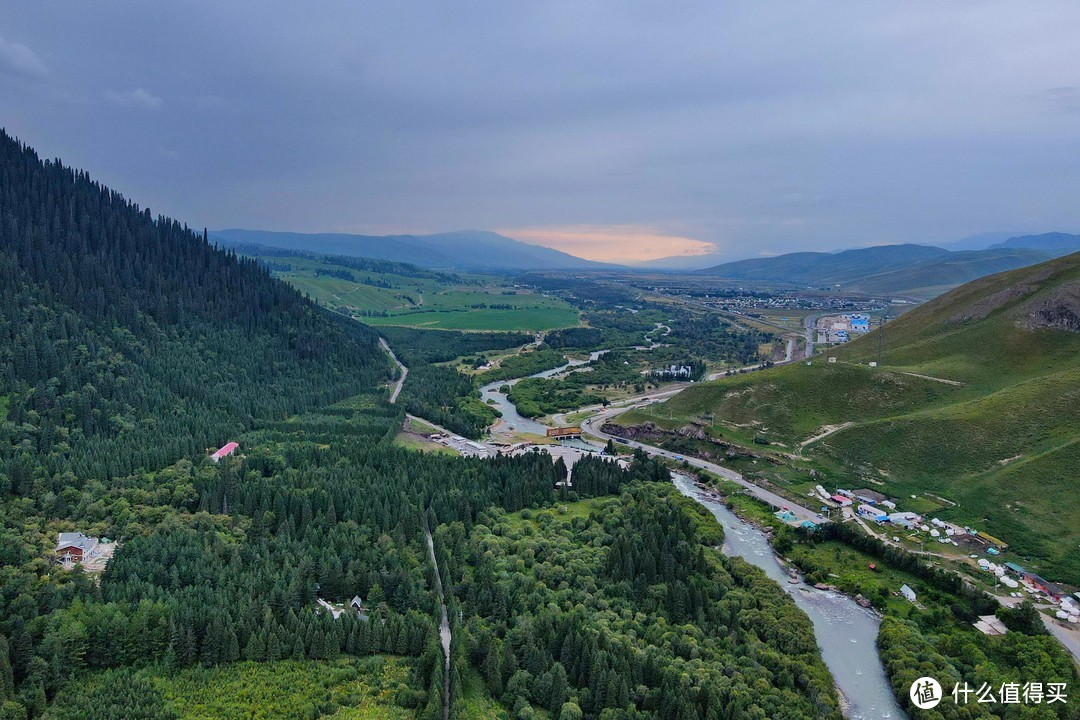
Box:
[795,484,1080,632]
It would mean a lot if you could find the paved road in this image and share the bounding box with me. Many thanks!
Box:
[581,405,823,525]
[379,338,408,404]
[423,522,451,720]
[1042,616,1080,668]
[804,314,817,359]
[707,365,762,381]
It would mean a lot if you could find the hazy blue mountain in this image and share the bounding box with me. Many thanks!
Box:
[638,231,1029,270]
[930,231,1022,251]
[991,232,1080,253]
[211,228,620,271]
[698,244,950,284]
[843,248,1050,296]
[697,243,1056,297]
[629,252,733,271]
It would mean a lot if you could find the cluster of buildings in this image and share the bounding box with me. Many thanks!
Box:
[984,561,1072,606]
[815,314,872,344]
[820,486,896,512]
[817,484,1077,613]
[816,486,978,547]
[650,364,695,380]
[317,595,369,621]
[669,288,888,314]
[427,432,494,458]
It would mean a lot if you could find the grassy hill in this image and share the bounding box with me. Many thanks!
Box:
[620,252,1080,584]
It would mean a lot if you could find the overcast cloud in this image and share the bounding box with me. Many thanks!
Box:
[2,2,1079,261]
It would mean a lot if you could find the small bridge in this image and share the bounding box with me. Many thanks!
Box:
[546,426,581,439]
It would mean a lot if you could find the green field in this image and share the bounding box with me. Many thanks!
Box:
[363,306,579,331]
[260,254,580,331]
[619,253,1080,585]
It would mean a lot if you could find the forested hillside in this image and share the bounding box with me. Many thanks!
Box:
[0,132,846,720]
[440,466,842,720]
[0,130,389,483]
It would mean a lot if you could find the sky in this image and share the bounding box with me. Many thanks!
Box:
[2,2,1080,263]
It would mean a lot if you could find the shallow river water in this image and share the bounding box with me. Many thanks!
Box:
[479,351,606,435]
[482,354,907,718]
[672,473,906,719]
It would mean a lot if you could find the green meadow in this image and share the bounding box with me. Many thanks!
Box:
[261,254,581,331]
[362,306,579,331]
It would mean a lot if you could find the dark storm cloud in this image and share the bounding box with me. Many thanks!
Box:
[2,1,1079,261]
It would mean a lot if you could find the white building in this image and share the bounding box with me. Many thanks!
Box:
[55,533,101,565]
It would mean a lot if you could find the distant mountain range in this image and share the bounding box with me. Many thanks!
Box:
[696,234,1080,297]
[211,228,619,272]
[990,232,1080,252]
[639,231,1080,272]
[699,243,948,284]
[212,228,1080,294]
[627,252,732,271]
[929,230,1022,252]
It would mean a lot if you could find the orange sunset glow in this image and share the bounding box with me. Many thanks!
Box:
[500,225,716,263]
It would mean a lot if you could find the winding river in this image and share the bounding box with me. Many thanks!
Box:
[480,349,906,719]
[672,473,905,719]
[479,351,607,435]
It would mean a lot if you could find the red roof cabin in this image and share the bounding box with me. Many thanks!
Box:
[55,533,100,565]
[210,442,239,462]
